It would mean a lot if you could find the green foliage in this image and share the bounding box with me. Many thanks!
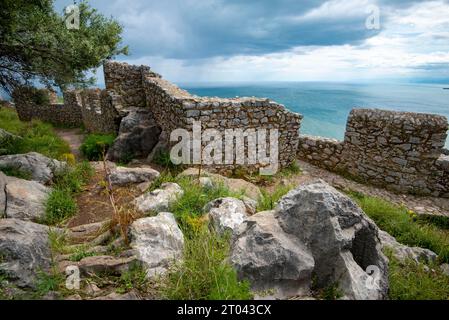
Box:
[53,161,93,193]
[257,184,294,211]
[348,191,449,263]
[0,108,70,159]
[43,188,78,225]
[387,251,449,300]
[34,269,64,298]
[315,283,343,300]
[280,161,302,177]
[69,246,97,262]
[0,165,32,180]
[162,228,252,300]
[152,150,181,171]
[80,134,116,161]
[0,0,128,93]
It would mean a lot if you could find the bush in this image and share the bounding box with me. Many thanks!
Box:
[348,192,449,263]
[80,134,116,161]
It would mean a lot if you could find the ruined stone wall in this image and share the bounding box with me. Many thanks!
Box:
[298,109,449,197]
[13,87,83,127]
[79,89,120,134]
[143,74,302,173]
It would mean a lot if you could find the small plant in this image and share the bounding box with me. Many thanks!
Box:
[34,269,65,298]
[80,134,116,161]
[0,165,32,180]
[69,246,97,262]
[257,184,294,211]
[117,262,148,294]
[43,189,78,225]
[53,161,93,193]
[152,150,180,170]
[280,161,302,177]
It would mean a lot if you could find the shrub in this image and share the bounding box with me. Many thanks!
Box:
[348,192,449,263]
[80,134,116,161]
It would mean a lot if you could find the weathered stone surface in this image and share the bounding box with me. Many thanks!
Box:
[0,172,8,217]
[93,290,141,300]
[0,219,52,288]
[133,183,183,213]
[440,263,449,276]
[204,197,249,235]
[378,230,438,264]
[231,181,389,300]
[178,168,262,200]
[107,108,161,162]
[231,211,314,299]
[0,152,65,184]
[129,212,184,277]
[0,128,21,146]
[5,179,51,221]
[109,166,160,186]
[76,255,137,275]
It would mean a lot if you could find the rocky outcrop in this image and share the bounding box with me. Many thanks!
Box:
[109,166,160,186]
[230,181,389,300]
[0,219,52,288]
[204,197,250,236]
[0,152,65,184]
[178,168,262,201]
[5,179,51,221]
[378,230,438,264]
[129,212,184,277]
[133,183,183,213]
[107,108,161,162]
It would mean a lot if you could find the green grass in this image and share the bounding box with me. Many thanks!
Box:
[257,184,294,211]
[33,269,65,298]
[387,251,449,300]
[348,191,449,263]
[0,166,32,180]
[80,134,116,161]
[42,162,93,225]
[69,246,97,262]
[116,262,148,294]
[161,228,252,300]
[0,108,70,159]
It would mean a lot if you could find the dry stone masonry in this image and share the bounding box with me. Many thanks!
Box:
[298,109,449,198]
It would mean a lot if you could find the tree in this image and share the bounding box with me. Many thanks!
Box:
[0,0,128,94]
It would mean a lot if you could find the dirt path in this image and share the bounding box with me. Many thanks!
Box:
[271,160,449,218]
[54,128,85,159]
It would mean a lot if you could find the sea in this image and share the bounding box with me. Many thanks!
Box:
[179,82,449,149]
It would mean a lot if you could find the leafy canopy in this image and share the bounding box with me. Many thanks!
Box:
[0,0,128,94]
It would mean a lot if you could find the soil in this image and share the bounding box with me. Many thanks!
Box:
[54,128,85,159]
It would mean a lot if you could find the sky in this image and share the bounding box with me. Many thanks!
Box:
[54,0,449,84]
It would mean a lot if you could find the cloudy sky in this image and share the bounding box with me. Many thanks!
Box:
[55,0,449,84]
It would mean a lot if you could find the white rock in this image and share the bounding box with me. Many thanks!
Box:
[109,166,160,186]
[133,183,183,213]
[129,212,184,277]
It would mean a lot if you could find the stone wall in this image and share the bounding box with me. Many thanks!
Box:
[79,89,120,134]
[143,74,302,173]
[298,109,449,198]
[13,87,83,127]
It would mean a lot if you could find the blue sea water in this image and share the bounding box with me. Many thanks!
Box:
[179,82,449,148]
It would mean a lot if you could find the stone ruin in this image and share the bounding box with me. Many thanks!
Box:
[11,61,449,198]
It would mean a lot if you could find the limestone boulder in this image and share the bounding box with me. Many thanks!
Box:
[231,211,314,299]
[5,179,51,221]
[230,180,389,300]
[108,108,161,162]
[0,219,52,288]
[0,152,65,184]
[109,166,160,186]
[129,212,184,277]
[204,197,250,235]
[133,183,183,213]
